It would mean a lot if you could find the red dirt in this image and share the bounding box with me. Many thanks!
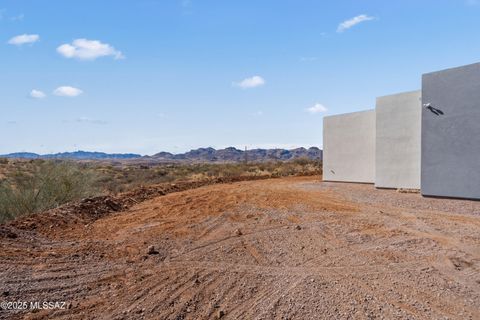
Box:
[1,176,480,319]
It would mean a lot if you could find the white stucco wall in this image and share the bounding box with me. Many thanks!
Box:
[375,91,422,189]
[421,63,480,200]
[323,110,375,183]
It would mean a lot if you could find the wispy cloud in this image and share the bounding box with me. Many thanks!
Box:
[62,117,108,125]
[8,34,39,45]
[75,117,107,125]
[233,75,266,89]
[30,89,46,99]
[180,0,193,14]
[251,110,264,117]
[0,9,23,21]
[337,14,375,33]
[57,39,124,61]
[306,103,328,114]
[10,13,24,21]
[53,86,83,97]
[299,56,318,62]
[181,0,192,7]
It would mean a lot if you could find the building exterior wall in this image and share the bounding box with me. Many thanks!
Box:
[421,63,480,200]
[375,91,422,189]
[323,110,375,183]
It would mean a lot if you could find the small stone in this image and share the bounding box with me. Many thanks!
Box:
[295,225,302,230]
[147,245,158,255]
[217,310,225,318]
[235,229,243,236]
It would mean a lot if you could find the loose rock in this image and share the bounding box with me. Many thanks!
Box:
[147,245,158,255]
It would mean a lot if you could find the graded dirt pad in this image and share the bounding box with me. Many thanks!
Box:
[1,177,480,320]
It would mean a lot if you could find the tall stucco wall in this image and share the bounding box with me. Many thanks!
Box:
[375,91,422,189]
[422,63,480,200]
[323,110,375,183]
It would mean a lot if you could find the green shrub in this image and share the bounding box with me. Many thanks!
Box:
[0,161,97,223]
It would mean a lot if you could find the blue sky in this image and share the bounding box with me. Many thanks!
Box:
[1,0,480,155]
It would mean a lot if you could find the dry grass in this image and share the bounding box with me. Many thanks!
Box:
[0,161,97,223]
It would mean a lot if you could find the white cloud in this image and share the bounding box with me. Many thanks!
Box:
[57,39,124,61]
[233,75,266,89]
[8,34,39,45]
[30,89,46,99]
[53,86,83,97]
[306,103,328,114]
[337,14,375,33]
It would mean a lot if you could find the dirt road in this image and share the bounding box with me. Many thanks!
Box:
[1,177,480,319]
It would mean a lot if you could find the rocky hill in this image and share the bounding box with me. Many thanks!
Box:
[149,147,322,162]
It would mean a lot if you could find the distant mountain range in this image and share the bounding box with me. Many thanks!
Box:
[1,151,142,160]
[1,147,322,162]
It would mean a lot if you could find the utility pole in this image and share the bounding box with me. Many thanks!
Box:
[244,146,248,165]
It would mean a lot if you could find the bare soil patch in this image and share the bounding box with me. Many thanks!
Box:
[1,177,480,319]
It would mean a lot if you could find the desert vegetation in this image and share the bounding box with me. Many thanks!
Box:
[0,161,96,223]
[0,158,321,223]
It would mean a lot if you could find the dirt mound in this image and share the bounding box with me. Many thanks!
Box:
[4,175,278,237]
